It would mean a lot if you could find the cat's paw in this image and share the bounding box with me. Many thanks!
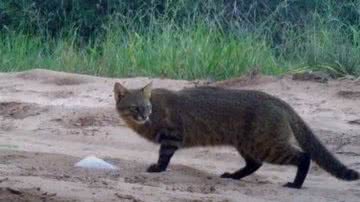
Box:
[283,182,302,189]
[146,164,165,173]
[220,172,234,178]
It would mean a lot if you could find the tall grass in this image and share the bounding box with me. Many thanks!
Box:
[1,0,360,79]
[0,24,281,80]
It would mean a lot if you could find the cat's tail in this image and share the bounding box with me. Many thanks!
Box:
[289,112,359,181]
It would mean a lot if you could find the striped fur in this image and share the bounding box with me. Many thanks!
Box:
[114,83,359,189]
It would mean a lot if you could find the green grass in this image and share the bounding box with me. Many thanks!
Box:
[1,0,360,80]
[0,24,283,80]
[276,20,360,77]
[1,20,360,80]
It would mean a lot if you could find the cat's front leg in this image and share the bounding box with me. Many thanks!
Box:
[147,129,182,172]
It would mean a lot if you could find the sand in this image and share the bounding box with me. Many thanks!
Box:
[0,69,359,202]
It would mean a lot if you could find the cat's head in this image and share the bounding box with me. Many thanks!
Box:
[113,82,152,124]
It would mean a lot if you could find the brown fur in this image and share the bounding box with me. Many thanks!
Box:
[114,83,359,188]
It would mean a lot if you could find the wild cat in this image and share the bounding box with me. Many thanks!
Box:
[113,82,359,189]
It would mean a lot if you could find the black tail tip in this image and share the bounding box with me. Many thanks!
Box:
[343,169,359,181]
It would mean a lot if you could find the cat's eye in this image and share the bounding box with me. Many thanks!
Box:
[129,106,139,112]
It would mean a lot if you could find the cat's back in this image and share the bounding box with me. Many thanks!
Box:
[178,86,274,105]
[151,86,288,115]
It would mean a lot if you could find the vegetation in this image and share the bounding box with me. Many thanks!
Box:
[1,0,359,80]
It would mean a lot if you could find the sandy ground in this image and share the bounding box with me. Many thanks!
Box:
[0,69,359,202]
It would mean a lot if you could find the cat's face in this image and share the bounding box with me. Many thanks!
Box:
[113,82,152,124]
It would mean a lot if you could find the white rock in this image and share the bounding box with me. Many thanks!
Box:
[75,155,117,170]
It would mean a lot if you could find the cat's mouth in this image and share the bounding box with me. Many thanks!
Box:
[133,114,149,124]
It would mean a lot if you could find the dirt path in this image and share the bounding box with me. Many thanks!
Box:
[0,69,359,201]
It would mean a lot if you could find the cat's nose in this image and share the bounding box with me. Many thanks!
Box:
[140,114,148,120]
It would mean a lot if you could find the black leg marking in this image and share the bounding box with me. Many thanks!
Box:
[221,158,262,180]
[155,129,182,143]
[283,152,311,189]
[147,129,182,173]
[147,144,177,172]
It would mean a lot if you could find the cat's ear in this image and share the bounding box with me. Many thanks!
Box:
[142,82,152,98]
[113,82,128,101]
